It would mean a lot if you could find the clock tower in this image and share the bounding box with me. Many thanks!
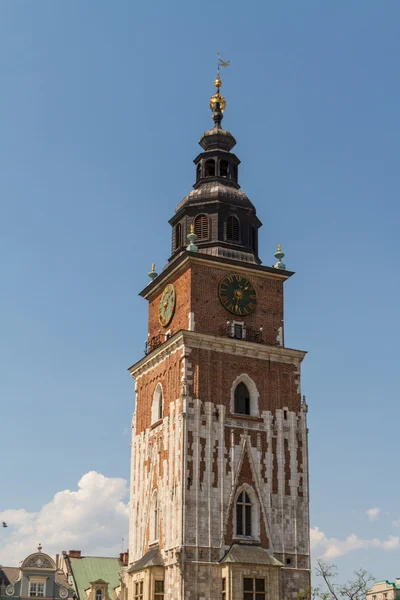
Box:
[124,71,310,600]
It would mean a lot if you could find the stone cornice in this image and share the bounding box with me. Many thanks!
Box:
[128,330,307,379]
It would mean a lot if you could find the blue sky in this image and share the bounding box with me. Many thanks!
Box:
[1,0,400,585]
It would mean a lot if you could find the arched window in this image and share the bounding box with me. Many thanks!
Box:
[219,160,229,178]
[226,216,240,242]
[96,591,102,600]
[175,223,182,250]
[236,490,252,536]
[152,384,163,423]
[230,374,259,417]
[194,215,209,240]
[205,159,215,177]
[196,163,201,182]
[150,491,159,542]
[234,382,250,415]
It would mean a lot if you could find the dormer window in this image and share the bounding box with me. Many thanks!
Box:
[96,590,102,600]
[194,215,209,240]
[205,159,215,177]
[30,582,45,598]
[219,160,229,178]
[226,215,240,242]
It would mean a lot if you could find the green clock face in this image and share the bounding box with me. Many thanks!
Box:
[218,273,257,316]
[158,284,176,327]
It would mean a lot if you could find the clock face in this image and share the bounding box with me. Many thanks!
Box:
[218,273,257,316]
[158,284,176,327]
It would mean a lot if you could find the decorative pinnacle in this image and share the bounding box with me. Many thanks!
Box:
[148,263,158,281]
[187,223,198,252]
[274,244,286,270]
[38,543,42,552]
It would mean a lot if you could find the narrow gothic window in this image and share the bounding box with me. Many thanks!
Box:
[150,491,159,542]
[175,223,182,250]
[205,159,215,177]
[196,163,201,182]
[220,160,229,178]
[234,382,250,415]
[226,216,240,242]
[194,215,209,240]
[152,385,163,424]
[236,491,252,536]
[96,590,102,600]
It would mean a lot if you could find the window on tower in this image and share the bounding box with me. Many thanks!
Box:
[152,384,163,424]
[234,382,250,415]
[196,163,201,182]
[219,159,229,178]
[205,159,216,177]
[194,214,209,240]
[226,215,240,242]
[250,225,257,252]
[236,490,252,536]
[175,223,182,250]
[150,491,159,543]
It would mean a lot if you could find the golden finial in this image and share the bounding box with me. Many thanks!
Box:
[151,263,155,272]
[277,244,281,252]
[210,53,229,114]
[190,223,194,234]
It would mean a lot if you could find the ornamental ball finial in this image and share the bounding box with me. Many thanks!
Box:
[274,244,286,270]
[148,263,158,282]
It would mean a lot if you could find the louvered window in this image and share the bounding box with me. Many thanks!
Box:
[226,216,240,242]
[175,223,182,249]
[194,215,209,240]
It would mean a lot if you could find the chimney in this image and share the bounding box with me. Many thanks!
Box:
[69,551,81,559]
[119,552,129,566]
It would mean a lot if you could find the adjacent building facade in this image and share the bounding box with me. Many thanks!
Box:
[367,580,400,600]
[0,547,73,600]
[124,72,311,599]
[60,550,127,600]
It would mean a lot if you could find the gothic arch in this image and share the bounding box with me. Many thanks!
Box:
[149,489,159,543]
[230,374,259,417]
[151,383,163,424]
[233,483,260,541]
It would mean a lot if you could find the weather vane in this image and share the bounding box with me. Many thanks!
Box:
[210,53,230,114]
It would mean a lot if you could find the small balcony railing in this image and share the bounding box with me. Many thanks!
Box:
[223,322,279,345]
[145,333,165,355]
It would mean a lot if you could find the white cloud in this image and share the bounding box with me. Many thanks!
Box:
[366,507,381,521]
[311,527,400,559]
[0,472,129,565]
[392,519,400,527]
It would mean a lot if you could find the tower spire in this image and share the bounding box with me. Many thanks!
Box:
[210,53,229,128]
